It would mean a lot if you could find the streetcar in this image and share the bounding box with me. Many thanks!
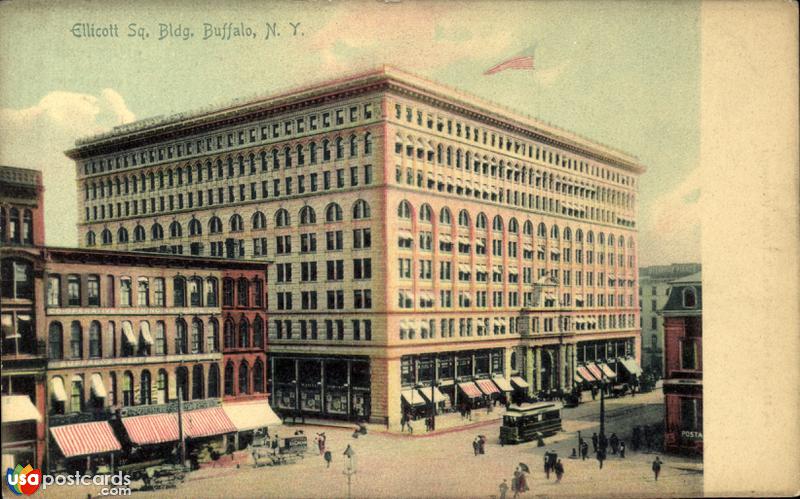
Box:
[499,402,563,445]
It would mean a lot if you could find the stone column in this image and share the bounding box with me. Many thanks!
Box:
[559,345,567,390]
[525,347,535,398]
[534,347,542,392]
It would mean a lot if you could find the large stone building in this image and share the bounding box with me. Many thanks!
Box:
[639,263,701,375]
[65,66,645,428]
[661,271,702,454]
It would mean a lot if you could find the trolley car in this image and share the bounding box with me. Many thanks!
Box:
[499,402,563,445]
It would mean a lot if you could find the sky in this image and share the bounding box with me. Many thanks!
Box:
[0,0,700,267]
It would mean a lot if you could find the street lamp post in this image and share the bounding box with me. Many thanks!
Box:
[598,374,606,468]
[342,444,356,499]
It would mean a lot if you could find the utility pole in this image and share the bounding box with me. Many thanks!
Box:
[342,444,356,499]
[598,374,606,468]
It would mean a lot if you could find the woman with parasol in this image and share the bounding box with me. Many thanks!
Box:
[516,463,530,494]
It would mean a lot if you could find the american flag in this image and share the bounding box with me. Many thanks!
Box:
[484,45,536,75]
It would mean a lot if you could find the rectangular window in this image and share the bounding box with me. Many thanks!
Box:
[681,339,698,370]
[67,275,81,306]
[47,275,61,307]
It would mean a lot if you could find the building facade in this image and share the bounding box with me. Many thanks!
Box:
[639,263,701,376]
[661,272,703,454]
[1,166,47,470]
[66,66,645,428]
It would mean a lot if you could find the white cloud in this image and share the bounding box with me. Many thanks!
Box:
[638,167,702,266]
[0,89,135,247]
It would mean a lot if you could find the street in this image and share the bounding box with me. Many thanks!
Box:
[43,388,702,498]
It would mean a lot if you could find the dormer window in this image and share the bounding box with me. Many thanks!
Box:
[682,288,697,308]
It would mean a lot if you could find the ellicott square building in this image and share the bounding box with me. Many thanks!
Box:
[65,66,645,428]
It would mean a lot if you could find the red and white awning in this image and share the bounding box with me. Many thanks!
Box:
[182,407,236,439]
[586,363,604,381]
[122,413,179,445]
[577,366,597,383]
[50,421,121,458]
[475,379,500,396]
[458,382,482,399]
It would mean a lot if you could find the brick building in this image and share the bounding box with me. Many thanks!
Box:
[661,271,703,454]
[65,66,645,428]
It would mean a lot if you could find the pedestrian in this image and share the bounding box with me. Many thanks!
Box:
[591,386,597,400]
[467,405,472,421]
[400,413,408,432]
[554,459,564,483]
[652,456,663,481]
[597,448,606,469]
[610,433,619,454]
[619,441,626,458]
[511,469,521,498]
[479,435,486,454]
[581,441,589,460]
[544,453,551,479]
[324,450,332,468]
[499,478,509,499]
[591,432,598,453]
[517,468,529,493]
[473,437,480,456]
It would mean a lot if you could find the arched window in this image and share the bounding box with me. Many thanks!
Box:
[335,137,344,159]
[157,369,168,404]
[223,278,234,306]
[101,229,112,245]
[173,277,186,307]
[309,142,318,163]
[492,215,503,232]
[322,139,331,161]
[275,209,290,227]
[175,319,188,354]
[300,206,317,225]
[252,211,266,230]
[253,315,264,348]
[599,232,606,246]
[283,146,292,168]
[206,278,219,307]
[550,225,559,239]
[419,204,432,223]
[169,221,182,238]
[440,207,452,225]
[325,203,343,222]
[352,200,370,220]
[207,318,219,353]
[70,321,83,359]
[208,216,222,234]
[476,212,488,230]
[238,318,250,348]
[86,231,96,246]
[49,322,63,360]
[587,231,594,244]
[229,214,244,232]
[89,321,102,358]
[134,225,146,242]
[9,208,20,242]
[117,227,129,243]
[683,288,697,308]
[155,321,166,355]
[253,359,265,393]
[151,223,164,240]
[619,235,625,248]
[364,132,373,155]
[237,278,250,307]
[189,219,202,236]
[191,318,203,353]
[224,361,235,395]
[458,210,470,228]
[192,365,204,400]
[176,366,189,401]
[188,277,202,307]
[224,318,235,349]
[523,221,533,235]
[140,370,152,405]
[564,227,572,241]
[609,234,615,247]
[208,364,220,398]
[349,134,358,156]
[238,361,250,394]
[537,223,547,238]
[122,371,134,406]
[508,218,519,234]
[576,229,584,243]
[398,200,412,219]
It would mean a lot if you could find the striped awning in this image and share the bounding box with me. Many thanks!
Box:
[51,421,121,458]
[458,382,483,399]
[597,362,616,379]
[182,407,236,439]
[577,366,597,383]
[586,363,604,381]
[476,379,500,396]
[123,413,179,445]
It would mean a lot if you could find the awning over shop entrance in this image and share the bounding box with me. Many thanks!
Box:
[617,357,643,376]
[51,421,121,458]
[586,363,604,381]
[401,389,426,406]
[1,395,41,423]
[419,386,449,405]
[182,407,236,439]
[492,377,514,392]
[596,362,616,380]
[475,379,500,396]
[122,413,179,446]
[90,374,107,398]
[457,382,483,399]
[50,377,67,402]
[577,366,597,383]
[223,400,282,431]
[510,376,529,389]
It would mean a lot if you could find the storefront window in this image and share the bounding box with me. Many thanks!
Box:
[475,353,489,375]
[351,362,370,388]
[401,357,414,386]
[438,356,454,379]
[417,356,434,382]
[456,356,472,378]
